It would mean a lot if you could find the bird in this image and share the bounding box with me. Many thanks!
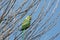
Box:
[0,19,2,23]
[21,15,31,31]
[0,17,3,23]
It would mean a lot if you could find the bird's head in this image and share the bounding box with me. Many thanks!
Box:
[26,16,31,20]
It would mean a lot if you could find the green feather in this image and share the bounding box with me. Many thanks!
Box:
[21,16,31,30]
[0,19,2,23]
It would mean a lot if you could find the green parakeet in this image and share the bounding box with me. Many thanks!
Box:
[0,19,2,23]
[21,16,31,30]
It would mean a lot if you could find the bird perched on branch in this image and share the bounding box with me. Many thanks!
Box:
[21,15,31,31]
[0,17,3,23]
